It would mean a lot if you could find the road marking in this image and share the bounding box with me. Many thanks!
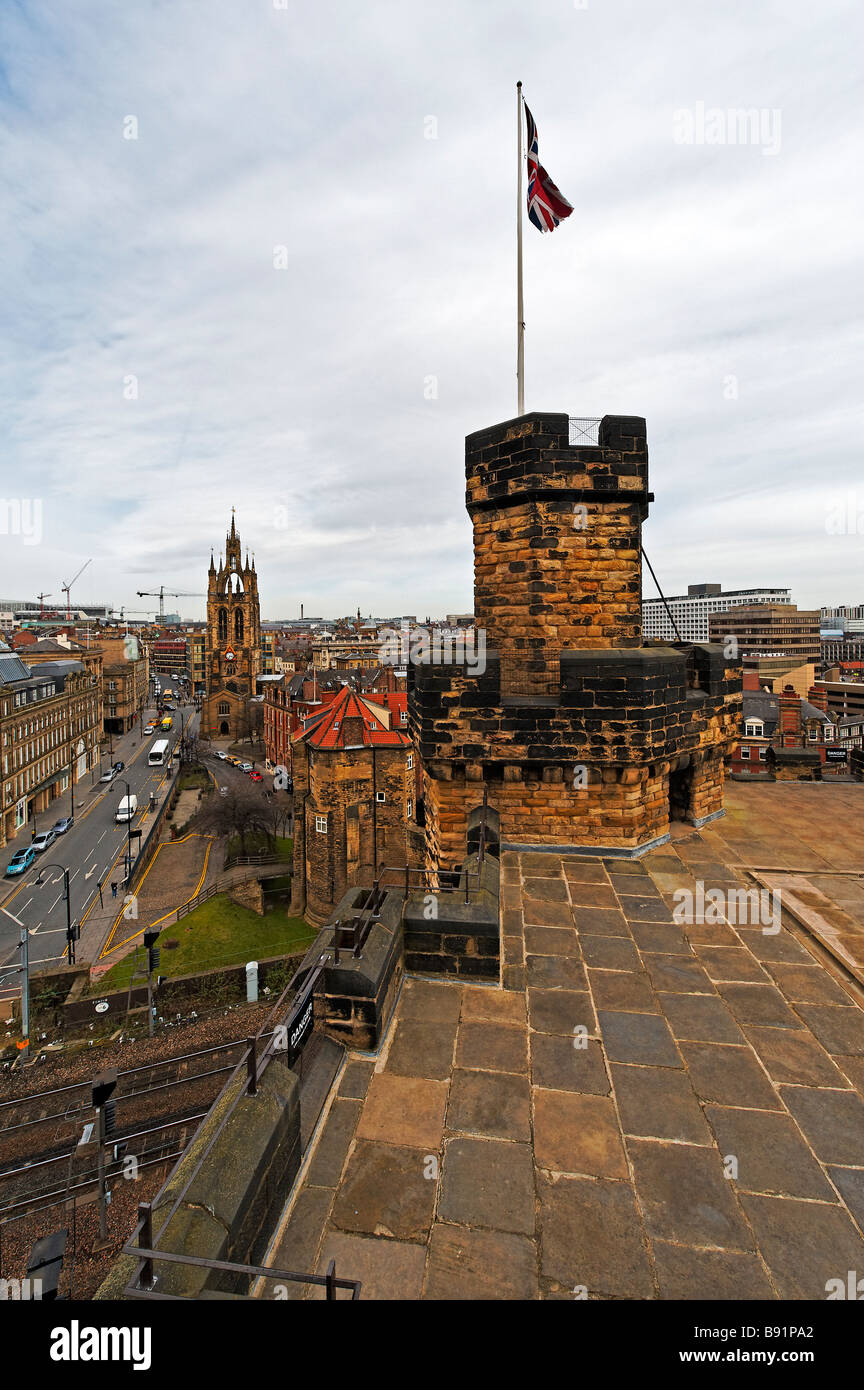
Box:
[21,897,33,912]
[70,869,79,881]
[85,864,97,880]
[49,895,62,911]
[97,831,106,844]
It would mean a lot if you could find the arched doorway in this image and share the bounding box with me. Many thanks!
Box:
[220,720,230,735]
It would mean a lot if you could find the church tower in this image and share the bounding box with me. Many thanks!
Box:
[201,511,262,741]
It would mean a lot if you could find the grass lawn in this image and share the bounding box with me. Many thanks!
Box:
[178,764,212,792]
[225,832,293,861]
[94,895,315,993]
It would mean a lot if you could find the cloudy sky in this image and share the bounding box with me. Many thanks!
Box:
[1,0,861,623]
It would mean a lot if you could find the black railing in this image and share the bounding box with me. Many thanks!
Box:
[119,955,353,1300]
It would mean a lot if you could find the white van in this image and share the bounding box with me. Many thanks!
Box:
[116,794,138,823]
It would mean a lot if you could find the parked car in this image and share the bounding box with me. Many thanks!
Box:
[5,847,35,876]
[249,771,263,782]
[52,816,74,835]
[99,767,117,783]
[215,751,227,760]
[114,760,125,772]
[143,723,156,735]
[31,829,56,854]
[239,762,253,773]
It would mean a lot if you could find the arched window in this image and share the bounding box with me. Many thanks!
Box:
[218,701,230,716]
[217,608,228,643]
[234,608,244,643]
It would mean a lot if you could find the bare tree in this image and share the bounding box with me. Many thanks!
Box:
[196,780,274,856]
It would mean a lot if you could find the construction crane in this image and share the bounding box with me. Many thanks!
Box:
[36,592,52,619]
[136,587,205,621]
[61,559,92,621]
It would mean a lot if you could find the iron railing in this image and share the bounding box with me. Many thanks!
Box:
[119,956,353,1300]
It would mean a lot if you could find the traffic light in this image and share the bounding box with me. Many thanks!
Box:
[92,1067,118,1111]
[103,1099,117,1138]
[143,928,160,973]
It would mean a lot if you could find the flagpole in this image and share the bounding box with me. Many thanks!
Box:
[516,80,525,415]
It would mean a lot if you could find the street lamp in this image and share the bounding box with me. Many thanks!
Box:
[35,862,78,965]
[119,779,134,884]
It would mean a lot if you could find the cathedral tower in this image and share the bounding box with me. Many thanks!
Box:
[201,511,262,741]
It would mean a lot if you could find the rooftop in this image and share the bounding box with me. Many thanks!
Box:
[268,781,864,1300]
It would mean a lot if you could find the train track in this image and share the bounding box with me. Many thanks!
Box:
[0,1036,263,1222]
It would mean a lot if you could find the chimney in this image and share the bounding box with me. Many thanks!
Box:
[778,684,802,747]
[808,683,828,713]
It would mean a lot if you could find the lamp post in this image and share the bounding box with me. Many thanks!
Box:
[36,862,77,965]
[119,779,134,884]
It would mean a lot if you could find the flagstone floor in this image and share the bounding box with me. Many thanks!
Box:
[267,782,864,1299]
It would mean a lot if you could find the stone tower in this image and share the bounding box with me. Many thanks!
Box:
[201,512,262,740]
[410,413,742,866]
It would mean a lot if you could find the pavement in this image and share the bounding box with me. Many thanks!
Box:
[267,780,864,1300]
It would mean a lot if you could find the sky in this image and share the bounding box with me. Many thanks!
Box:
[0,0,861,623]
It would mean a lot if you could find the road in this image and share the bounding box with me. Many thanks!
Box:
[0,703,198,979]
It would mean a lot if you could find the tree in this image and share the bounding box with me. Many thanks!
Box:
[196,780,273,856]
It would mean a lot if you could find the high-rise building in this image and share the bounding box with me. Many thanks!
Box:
[643,584,792,643]
[707,603,820,669]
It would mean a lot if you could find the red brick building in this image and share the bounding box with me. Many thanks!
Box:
[290,686,415,926]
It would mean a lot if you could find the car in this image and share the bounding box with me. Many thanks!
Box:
[52,816,74,835]
[31,830,56,854]
[239,762,253,773]
[5,847,35,876]
[114,760,125,772]
[215,751,227,760]
[99,767,117,783]
[249,771,263,783]
[143,723,156,735]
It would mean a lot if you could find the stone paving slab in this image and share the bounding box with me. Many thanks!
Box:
[267,783,864,1300]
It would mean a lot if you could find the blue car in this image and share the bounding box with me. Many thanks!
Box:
[5,846,36,877]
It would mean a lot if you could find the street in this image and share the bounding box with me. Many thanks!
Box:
[0,701,198,980]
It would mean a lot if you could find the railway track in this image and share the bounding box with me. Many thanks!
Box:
[0,1035,265,1221]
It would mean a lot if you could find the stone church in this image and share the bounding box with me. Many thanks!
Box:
[200,512,262,741]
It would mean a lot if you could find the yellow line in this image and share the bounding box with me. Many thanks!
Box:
[98,834,214,959]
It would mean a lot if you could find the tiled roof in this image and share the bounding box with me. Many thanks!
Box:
[298,684,410,749]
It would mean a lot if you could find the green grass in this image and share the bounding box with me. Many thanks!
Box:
[94,895,315,993]
[178,764,212,792]
[225,832,293,860]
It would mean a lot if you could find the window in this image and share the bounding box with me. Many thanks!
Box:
[758,748,767,760]
[218,702,229,716]
[406,754,413,770]
[407,799,413,819]
[376,791,386,803]
[808,727,818,741]
[315,815,327,833]
[740,746,751,760]
[744,720,763,738]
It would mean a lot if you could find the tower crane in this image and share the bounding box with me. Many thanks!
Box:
[136,587,206,621]
[61,559,92,621]
[36,592,52,619]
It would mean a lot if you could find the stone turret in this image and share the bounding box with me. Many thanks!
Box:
[409,413,742,866]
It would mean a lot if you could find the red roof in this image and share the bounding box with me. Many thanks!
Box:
[297,685,410,750]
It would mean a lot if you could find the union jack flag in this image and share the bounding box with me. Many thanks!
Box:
[524,102,573,233]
